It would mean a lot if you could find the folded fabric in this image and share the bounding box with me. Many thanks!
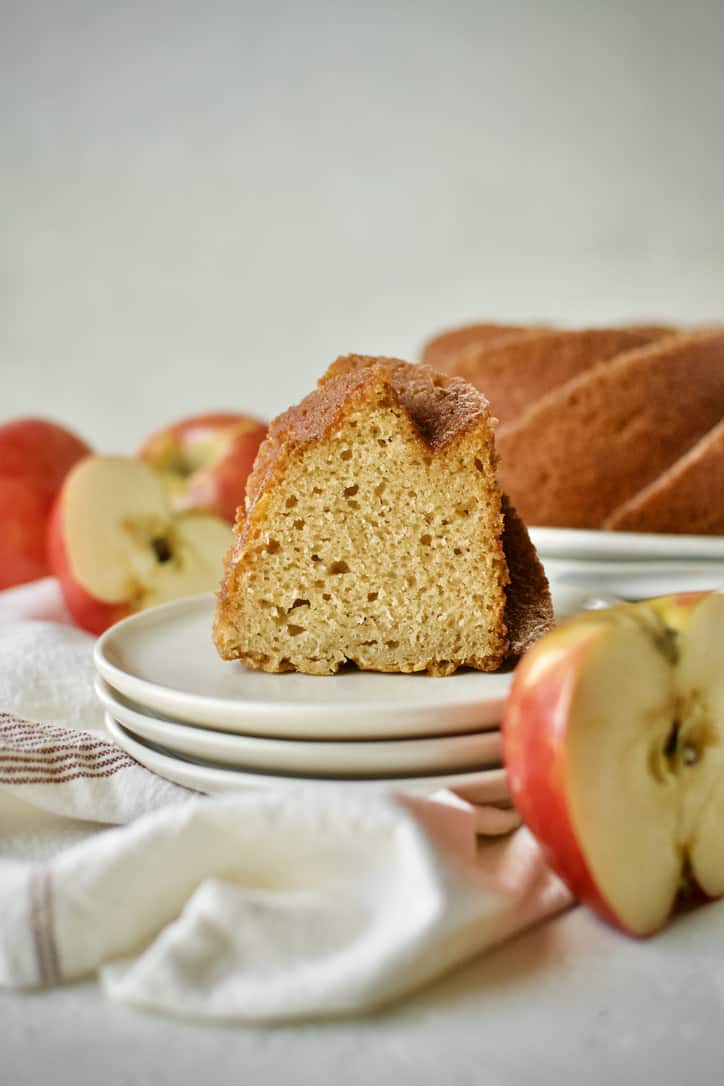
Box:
[0,579,573,1022]
[0,742,571,1021]
[0,712,187,823]
[0,576,74,626]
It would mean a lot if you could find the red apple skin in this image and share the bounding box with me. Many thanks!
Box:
[143,413,258,448]
[47,499,131,636]
[139,413,267,524]
[179,426,267,524]
[0,478,49,588]
[0,418,91,589]
[502,627,632,934]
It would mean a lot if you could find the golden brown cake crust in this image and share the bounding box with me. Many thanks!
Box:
[495,330,724,529]
[500,495,554,657]
[320,354,495,448]
[421,323,528,371]
[432,326,671,424]
[421,322,672,389]
[605,419,724,534]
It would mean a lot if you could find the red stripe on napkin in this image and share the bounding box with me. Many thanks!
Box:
[0,711,135,785]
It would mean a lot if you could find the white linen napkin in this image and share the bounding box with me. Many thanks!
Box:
[0,579,573,1022]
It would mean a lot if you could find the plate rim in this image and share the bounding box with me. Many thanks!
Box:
[530,525,724,560]
[96,679,503,777]
[105,714,510,796]
[93,593,512,739]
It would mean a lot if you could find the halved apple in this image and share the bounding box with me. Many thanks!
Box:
[502,591,724,936]
[48,456,232,634]
[138,412,267,524]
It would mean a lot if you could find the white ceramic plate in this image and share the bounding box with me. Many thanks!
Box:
[544,557,724,605]
[104,715,511,801]
[96,679,502,777]
[530,526,724,563]
[94,594,513,740]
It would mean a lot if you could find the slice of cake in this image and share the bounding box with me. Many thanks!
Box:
[605,419,724,534]
[213,355,552,676]
[495,330,724,529]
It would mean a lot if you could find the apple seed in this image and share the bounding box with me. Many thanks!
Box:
[151,537,173,564]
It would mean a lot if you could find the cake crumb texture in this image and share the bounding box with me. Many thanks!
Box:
[214,355,551,675]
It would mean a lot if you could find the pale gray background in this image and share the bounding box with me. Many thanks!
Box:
[3,0,724,451]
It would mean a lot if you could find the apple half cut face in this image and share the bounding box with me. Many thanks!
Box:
[502,592,724,936]
[49,456,232,634]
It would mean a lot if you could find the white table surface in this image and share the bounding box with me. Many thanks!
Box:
[2,789,724,1086]
[4,900,724,1086]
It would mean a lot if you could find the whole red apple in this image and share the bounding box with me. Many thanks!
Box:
[502,591,724,937]
[48,455,232,635]
[138,412,267,524]
[0,418,91,589]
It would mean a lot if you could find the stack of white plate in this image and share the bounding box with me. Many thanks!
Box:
[533,527,724,616]
[97,538,722,796]
[94,593,517,802]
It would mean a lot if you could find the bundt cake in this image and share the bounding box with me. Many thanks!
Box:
[421,320,723,533]
[605,418,724,534]
[213,355,552,676]
[421,323,526,372]
[429,325,670,425]
[494,331,724,529]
